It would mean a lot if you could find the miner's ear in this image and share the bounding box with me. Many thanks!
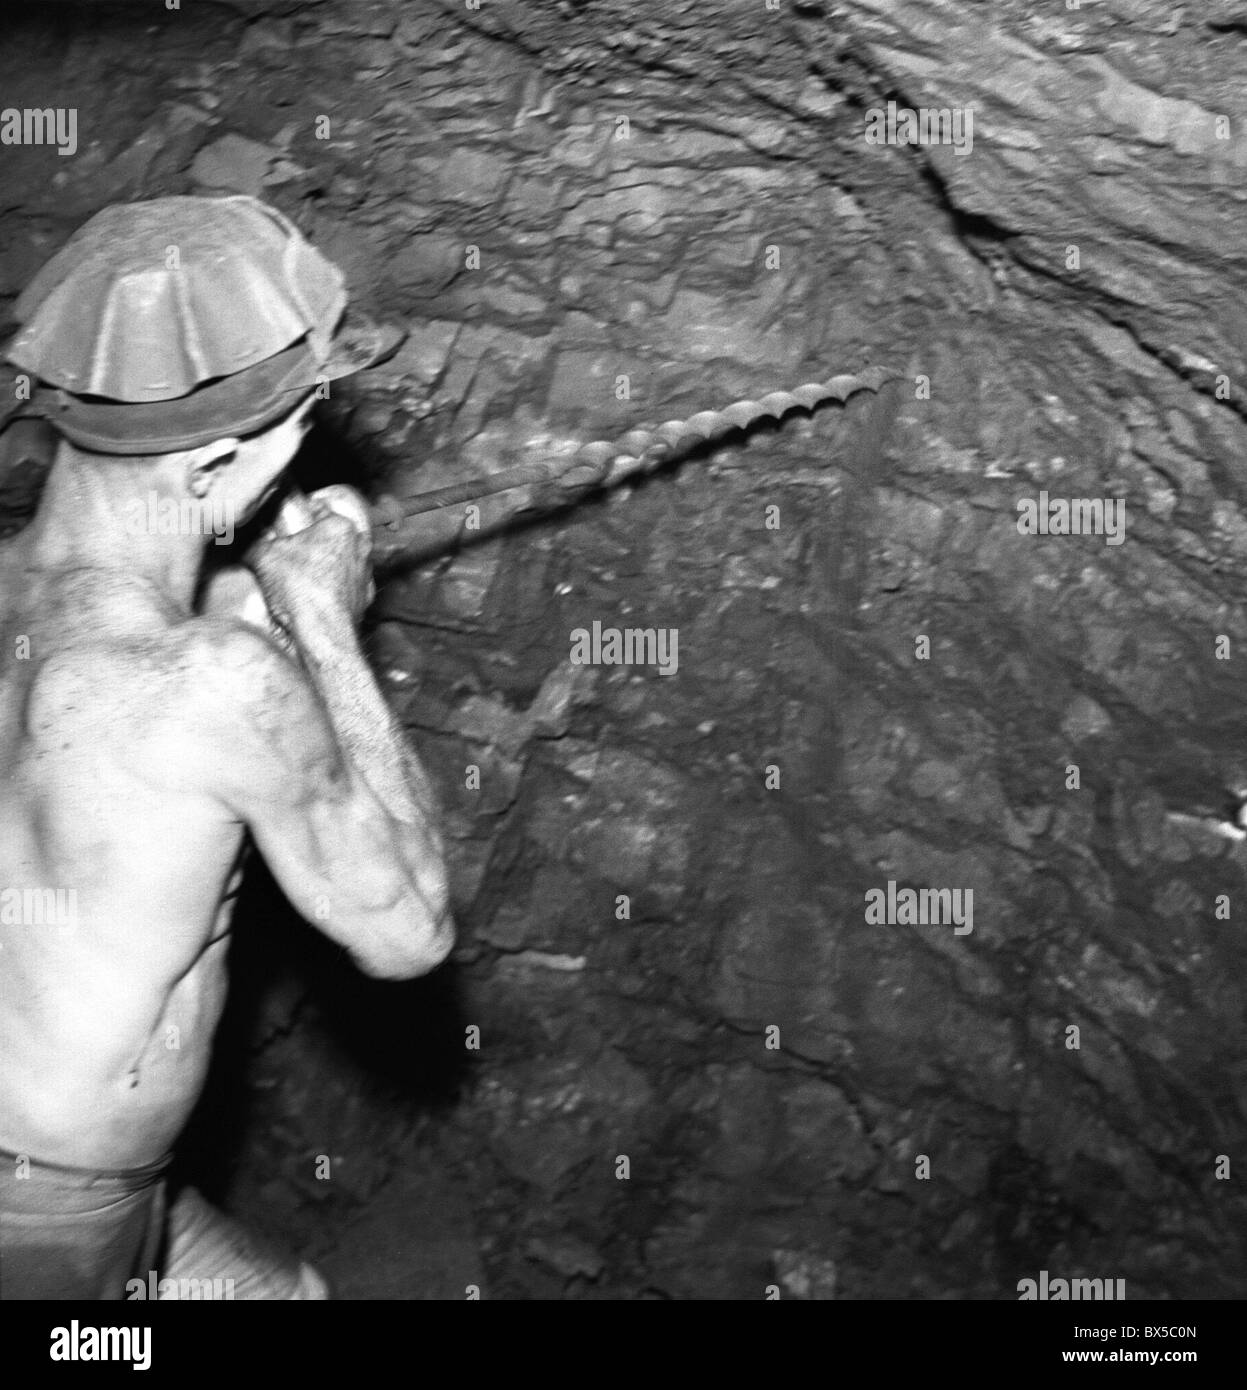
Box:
[186,438,240,499]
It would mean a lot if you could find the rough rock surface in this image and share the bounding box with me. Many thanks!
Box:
[3,0,1247,1299]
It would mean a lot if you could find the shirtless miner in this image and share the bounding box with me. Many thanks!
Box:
[0,196,454,1299]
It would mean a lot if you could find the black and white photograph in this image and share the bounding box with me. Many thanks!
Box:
[0,0,1241,1364]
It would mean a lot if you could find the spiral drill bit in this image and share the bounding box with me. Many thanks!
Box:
[369,362,900,564]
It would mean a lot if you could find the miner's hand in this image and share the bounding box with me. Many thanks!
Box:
[249,486,376,630]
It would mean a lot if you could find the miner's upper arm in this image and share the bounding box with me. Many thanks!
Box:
[164,622,452,978]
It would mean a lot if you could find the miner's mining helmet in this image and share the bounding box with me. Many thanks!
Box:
[3,194,397,455]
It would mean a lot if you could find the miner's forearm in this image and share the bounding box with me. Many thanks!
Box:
[286,602,435,827]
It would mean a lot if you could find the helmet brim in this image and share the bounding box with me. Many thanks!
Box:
[26,313,404,456]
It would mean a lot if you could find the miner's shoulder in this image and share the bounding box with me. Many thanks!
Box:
[181,616,305,709]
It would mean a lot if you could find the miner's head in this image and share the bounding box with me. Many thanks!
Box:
[4,194,394,517]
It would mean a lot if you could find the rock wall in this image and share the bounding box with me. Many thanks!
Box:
[2,0,1246,1298]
